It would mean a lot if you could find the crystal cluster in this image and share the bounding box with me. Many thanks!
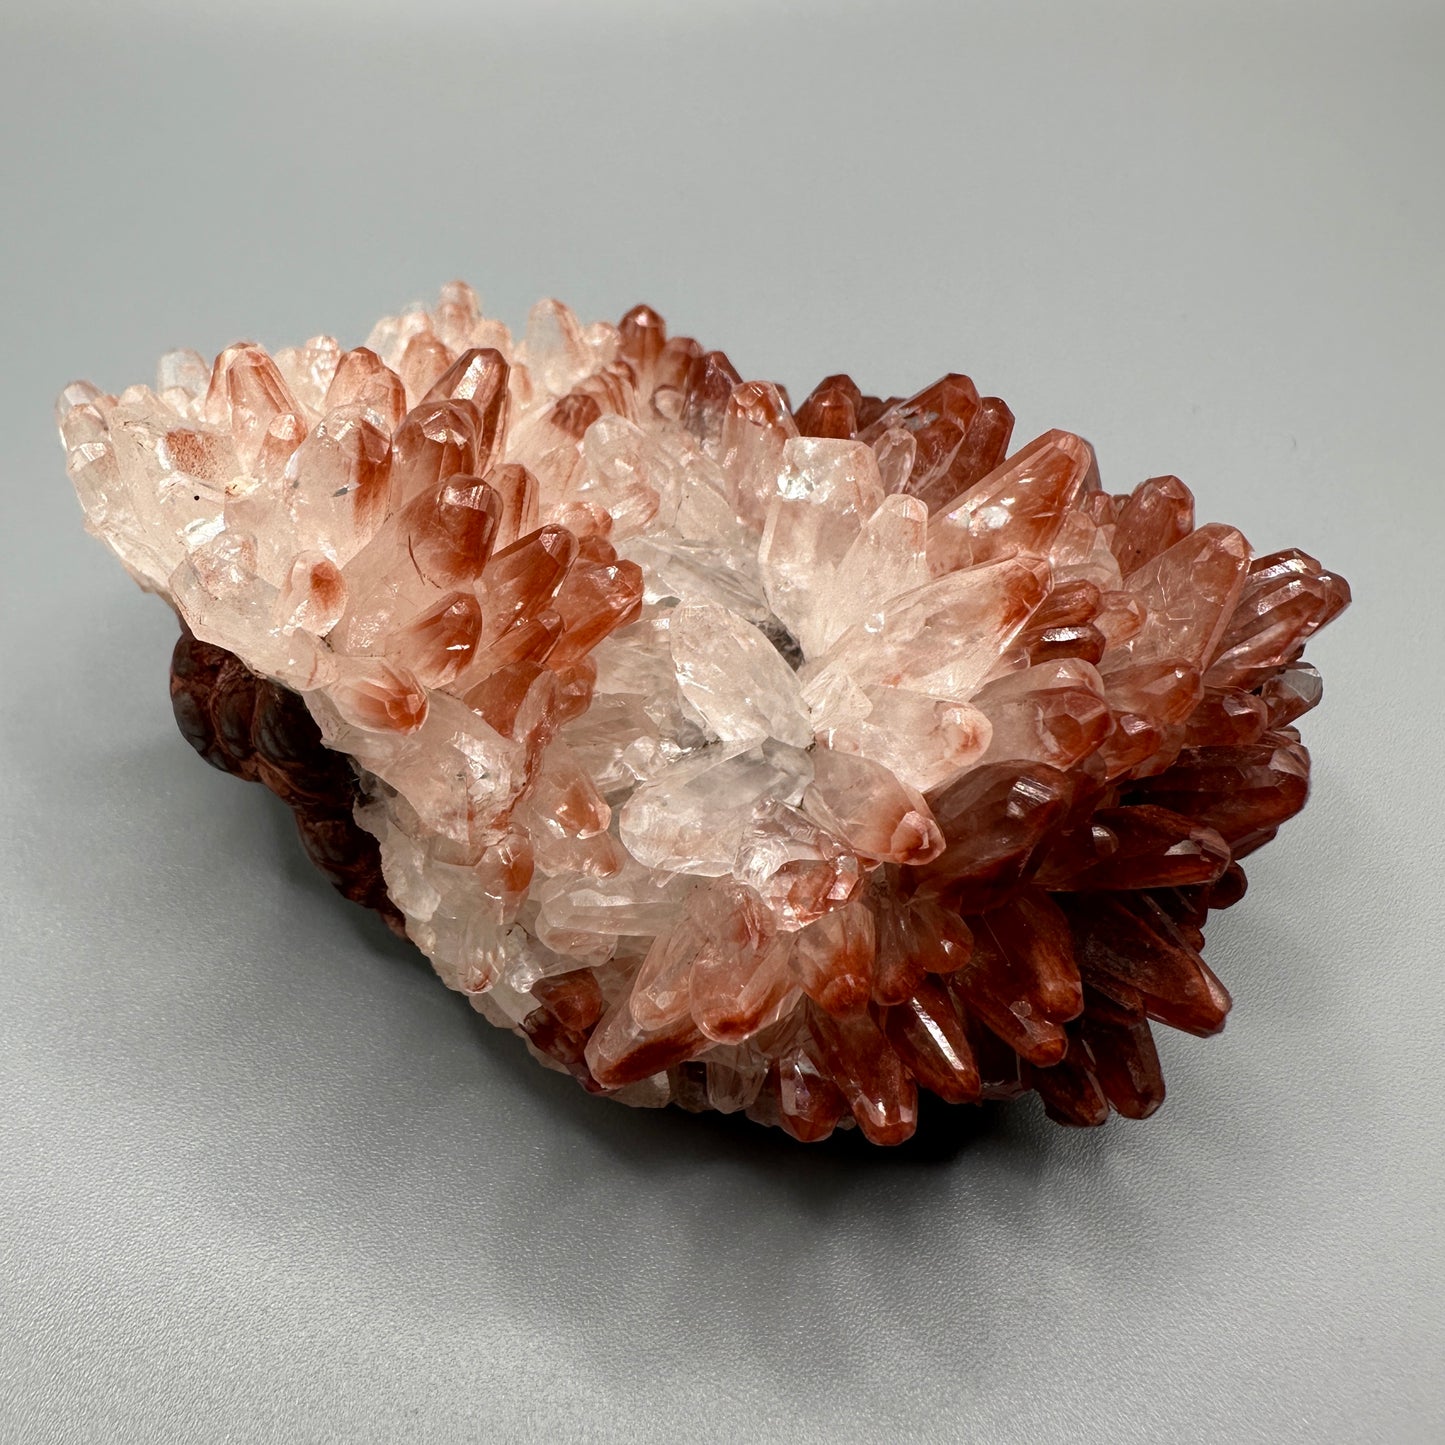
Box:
[58,284,1349,1143]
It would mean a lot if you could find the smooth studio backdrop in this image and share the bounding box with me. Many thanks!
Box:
[2,2,1443,1441]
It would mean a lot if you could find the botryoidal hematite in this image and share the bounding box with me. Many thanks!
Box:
[58,284,1349,1143]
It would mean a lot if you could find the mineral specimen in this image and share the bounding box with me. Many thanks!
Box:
[58,284,1349,1143]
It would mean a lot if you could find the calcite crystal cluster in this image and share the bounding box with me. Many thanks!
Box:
[58,284,1349,1144]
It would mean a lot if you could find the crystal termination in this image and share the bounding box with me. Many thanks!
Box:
[58,285,1350,1143]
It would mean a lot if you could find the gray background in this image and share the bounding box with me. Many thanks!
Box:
[3,2,1442,1441]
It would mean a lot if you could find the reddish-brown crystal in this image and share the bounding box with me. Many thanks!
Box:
[773,1040,849,1143]
[789,900,876,1017]
[1077,988,1166,1120]
[1061,894,1231,1038]
[327,347,408,432]
[883,978,981,1105]
[808,1006,919,1146]
[795,376,861,440]
[862,373,981,513]
[916,762,1074,911]
[476,524,578,646]
[386,591,483,687]
[1027,1033,1110,1128]
[1111,475,1194,576]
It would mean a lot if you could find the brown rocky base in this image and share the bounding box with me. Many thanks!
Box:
[169,618,1311,1137]
[170,622,403,935]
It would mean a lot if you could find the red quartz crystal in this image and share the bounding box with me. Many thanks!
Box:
[70,289,1349,1145]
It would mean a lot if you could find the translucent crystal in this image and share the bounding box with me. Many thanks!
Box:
[669,601,812,747]
[757,436,885,656]
[817,685,993,794]
[806,555,1049,704]
[617,742,814,875]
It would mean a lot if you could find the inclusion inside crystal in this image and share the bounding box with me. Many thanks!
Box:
[60,284,1350,1143]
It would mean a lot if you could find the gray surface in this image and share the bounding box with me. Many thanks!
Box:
[3,2,1443,1441]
